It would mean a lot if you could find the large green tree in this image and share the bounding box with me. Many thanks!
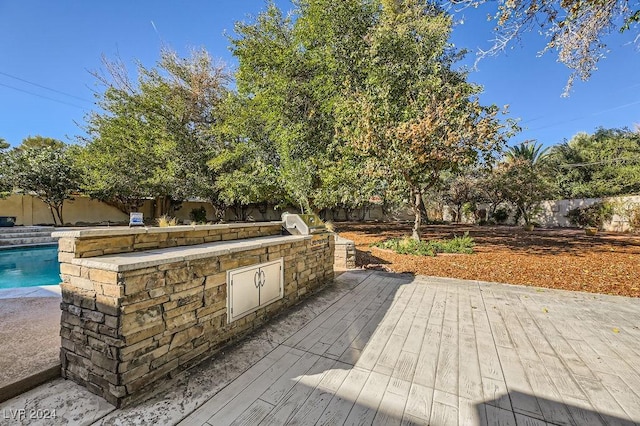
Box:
[81,48,232,217]
[546,127,640,198]
[229,0,376,213]
[339,0,515,239]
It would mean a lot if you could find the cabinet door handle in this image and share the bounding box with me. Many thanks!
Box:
[260,270,266,287]
[254,270,260,288]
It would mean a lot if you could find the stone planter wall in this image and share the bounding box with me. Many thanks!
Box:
[53,224,334,407]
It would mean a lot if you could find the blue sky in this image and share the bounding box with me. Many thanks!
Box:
[1,0,638,148]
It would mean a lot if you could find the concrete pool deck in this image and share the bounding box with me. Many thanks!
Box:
[0,285,61,402]
[1,271,640,425]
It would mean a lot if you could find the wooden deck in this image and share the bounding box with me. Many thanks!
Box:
[178,270,640,426]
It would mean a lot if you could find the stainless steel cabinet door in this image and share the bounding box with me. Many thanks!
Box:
[259,259,283,307]
[228,265,261,322]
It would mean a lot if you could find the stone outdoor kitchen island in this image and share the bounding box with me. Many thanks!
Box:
[52,216,334,407]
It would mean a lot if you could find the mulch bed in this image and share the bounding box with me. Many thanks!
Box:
[334,222,640,298]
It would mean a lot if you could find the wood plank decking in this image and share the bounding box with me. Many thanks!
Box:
[2,269,639,425]
[178,270,640,426]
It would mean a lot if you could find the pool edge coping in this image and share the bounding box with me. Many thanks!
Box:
[0,285,61,300]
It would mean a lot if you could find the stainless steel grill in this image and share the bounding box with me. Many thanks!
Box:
[282,213,326,235]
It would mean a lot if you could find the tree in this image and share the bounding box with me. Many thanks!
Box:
[229,0,377,213]
[453,0,639,92]
[313,148,384,220]
[546,127,640,198]
[442,170,484,223]
[505,140,550,165]
[18,136,65,150]
[5,140,80,225]
[340,0,515,239]
[81,48,232,217]
[499,141,555,225]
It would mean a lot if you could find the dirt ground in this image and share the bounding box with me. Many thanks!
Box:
[334,222,640,297]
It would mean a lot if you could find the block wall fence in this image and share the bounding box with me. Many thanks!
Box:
[52,222,335,407]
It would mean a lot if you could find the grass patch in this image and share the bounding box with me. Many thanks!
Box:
[372,233,474,256]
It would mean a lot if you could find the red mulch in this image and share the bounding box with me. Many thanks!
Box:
[335,222,640,298]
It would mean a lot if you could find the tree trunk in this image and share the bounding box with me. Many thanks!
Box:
[48,204,59,226]
[411,187,422,241]
[419,196,429,223]
[210,200,226,223]
[55,203,64,226]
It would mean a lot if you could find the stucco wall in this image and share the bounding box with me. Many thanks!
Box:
[535,195,640,232]
[460,195,640,231]
[1,194,399,226]
[0,194,135,226]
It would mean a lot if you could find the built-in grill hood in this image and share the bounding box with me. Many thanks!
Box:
[282,213,326,235]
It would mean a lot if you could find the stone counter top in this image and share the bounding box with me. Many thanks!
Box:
[52,221,283,239]
[71,234,310,272]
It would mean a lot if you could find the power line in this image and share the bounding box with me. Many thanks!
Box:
[557,157,640,168]
[0,82,86,110]
[0,70,92,103]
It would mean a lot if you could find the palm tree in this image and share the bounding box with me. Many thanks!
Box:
[505,140,550,166]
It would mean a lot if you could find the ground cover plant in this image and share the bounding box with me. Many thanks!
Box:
[337,222,640,297]
[372,233,474,256]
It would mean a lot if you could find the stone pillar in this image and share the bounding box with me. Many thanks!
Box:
[334,235,356,269]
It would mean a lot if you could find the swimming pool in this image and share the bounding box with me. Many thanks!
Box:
[0,245,60,289]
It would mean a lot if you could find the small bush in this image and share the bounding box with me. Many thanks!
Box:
[565,202,614,229]
[189,206,208,224]
[372,233,474,256]
[157,215,178,227]
[491,208,510,224]
[628,205,640,232]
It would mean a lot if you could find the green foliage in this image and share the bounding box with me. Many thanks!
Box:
[491,208,510,224]
[546,127,640,198]
[189,206,208,224]
[81,48,232,217]
[335,0,515,239]
[495,142,556,225]
[627,204,640,232]
[5,140,80,225]
[372,232,475,256]
[229,0,514,228]
[313,149,385,214]
[19,136,65,150]
[505,141,550,166]
[229,1,348,212]
[565,201,614,229]
[441,170,484,223]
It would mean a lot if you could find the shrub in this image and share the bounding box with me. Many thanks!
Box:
[565,202,614,229]
[491,208,510,224]
[157,215,178,227]
[627,204,640,232]
[372,233,474,256]
[189,206,208,224]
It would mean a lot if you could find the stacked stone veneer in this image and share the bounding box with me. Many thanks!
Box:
[53,223,334,407]
[334,235,356,269]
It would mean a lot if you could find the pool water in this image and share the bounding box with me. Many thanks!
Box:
[0,245,60,289]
